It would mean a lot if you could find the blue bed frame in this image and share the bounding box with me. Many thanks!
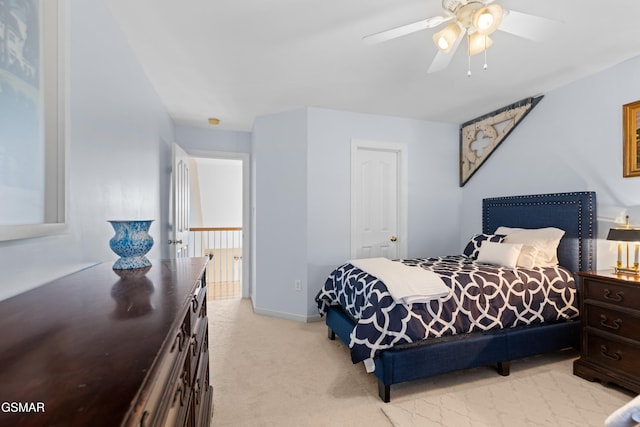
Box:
[325,191,597,402]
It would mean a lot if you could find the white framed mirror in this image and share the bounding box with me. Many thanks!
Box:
[0,0,68,241]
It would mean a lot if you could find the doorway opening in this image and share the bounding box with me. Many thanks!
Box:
[187,154,249,300]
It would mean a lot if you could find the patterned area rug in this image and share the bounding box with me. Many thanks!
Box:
[381,370,630,427]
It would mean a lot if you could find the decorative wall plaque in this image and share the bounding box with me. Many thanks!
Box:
[460,96,543,186]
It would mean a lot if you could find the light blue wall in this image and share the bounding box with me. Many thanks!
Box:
[460,55,640,271]
[0,0,175,301]
[306,108,459,316]
[248,107,459,319]
[246,56,640,321]
[175,126,251,154]
[252,109,309,320]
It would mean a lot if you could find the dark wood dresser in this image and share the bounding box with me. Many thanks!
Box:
[0,257,212,427]
[574,271,640,393]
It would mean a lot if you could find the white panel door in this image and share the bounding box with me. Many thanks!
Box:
[351,145,401,259]
[170,143,190,258]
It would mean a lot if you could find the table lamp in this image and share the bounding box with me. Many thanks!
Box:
[607,216,640,274]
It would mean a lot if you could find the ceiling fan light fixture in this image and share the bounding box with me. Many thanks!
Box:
[433,22,461,52]
[472,4,503,35]
[468,33,493,56]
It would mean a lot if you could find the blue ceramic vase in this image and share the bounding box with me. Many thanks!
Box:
[108,220,154,270]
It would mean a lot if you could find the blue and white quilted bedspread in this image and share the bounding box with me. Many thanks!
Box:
[315,256,578,364]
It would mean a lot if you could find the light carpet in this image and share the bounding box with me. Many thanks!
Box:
[382,370,630,426]
[208,298,635,426]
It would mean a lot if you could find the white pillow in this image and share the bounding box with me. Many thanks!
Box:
[476,241,523,268]
[495,226,565,267]
[516,245,539,269]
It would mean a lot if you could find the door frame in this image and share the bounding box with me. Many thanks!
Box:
[187,149,251,299]
[171,143,191,259]
[350,139,408,259]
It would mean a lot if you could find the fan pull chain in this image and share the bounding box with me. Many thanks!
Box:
[467,34,472,77]
[483,36,488,70]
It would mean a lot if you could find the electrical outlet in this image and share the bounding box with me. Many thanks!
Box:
[294,280,302,291]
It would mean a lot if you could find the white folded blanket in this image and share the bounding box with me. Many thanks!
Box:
[350,257,450,304]
[605,394,640,427]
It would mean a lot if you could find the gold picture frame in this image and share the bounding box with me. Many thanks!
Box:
[623,100,640,177]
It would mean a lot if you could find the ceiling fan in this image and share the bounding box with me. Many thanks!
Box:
[363,0,561,75]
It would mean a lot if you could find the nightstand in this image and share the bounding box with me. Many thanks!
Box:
[574,271,640,393]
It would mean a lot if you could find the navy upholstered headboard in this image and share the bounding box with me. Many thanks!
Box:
[482,192,597,274]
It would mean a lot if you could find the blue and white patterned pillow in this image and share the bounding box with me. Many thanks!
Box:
[463,233,506,259]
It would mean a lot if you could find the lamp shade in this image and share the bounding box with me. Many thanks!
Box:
[607,228,640,242]
[472,4,504,35]
[468,33,493,56]
[433,22,462,53]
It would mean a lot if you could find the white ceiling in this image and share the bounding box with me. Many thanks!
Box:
[104,0,640,132]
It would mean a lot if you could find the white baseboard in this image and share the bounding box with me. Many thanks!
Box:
[251,300,322,323]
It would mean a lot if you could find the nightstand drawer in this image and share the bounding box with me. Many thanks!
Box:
[583,278,640,308]
[584,333,640,378]
[576,271,640,393]
[585,305,640,341]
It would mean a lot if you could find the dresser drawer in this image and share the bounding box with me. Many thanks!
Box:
[159,355,191,427]
[194,341,213,427]
[190,318,208,383]
[584,333,640,378]
[585,304,640,341]
[583,277,640,308]
[137,315,191,427]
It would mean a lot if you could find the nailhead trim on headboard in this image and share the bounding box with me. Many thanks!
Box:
[482,192,597,272]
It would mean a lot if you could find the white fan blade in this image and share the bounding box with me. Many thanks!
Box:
[363,15,453,44]
[427,28,466,73]
[498,10,562,41]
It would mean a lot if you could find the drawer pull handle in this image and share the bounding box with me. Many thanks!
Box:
[140,410,150,427]
[194,378,201,405]
[172,371,189,407]
[603,288,624,302]
[600,315,622,330]
[170,330,182,353]
[172,383,184,407]
[600,345,622,361]
[192,334,199,356]
[179,323,190,351]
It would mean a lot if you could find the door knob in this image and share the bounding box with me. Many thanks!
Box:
[390,236,397,242]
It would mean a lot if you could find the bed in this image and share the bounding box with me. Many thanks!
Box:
[316,191,597,402]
